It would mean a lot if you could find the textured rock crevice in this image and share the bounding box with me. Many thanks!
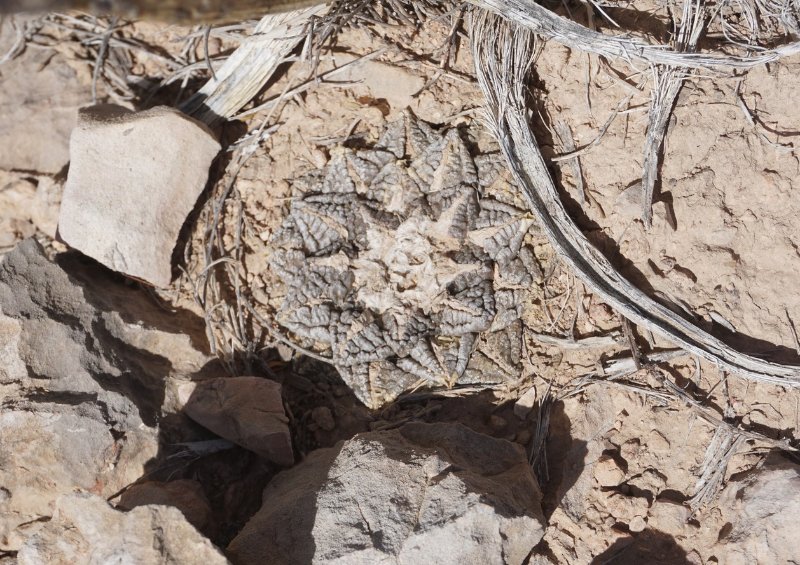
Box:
[0,239,215,551]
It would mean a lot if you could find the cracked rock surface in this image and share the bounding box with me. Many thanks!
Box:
[228,422,545,565]
[269,113,540,408]
[16,493,228,565]
[0,239,213,550]
[715,454,800,564]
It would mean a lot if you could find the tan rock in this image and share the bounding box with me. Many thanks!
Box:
[17,493,228,565]
[184,377,293,466]
[594,455,625,487]
[58,104,221,287]
[117,480,214,535]
[0,20,91,173]
[647,500,690,537]
[628,515,647,533]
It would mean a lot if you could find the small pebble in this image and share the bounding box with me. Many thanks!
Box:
[628,515,647,533]
[276,343,294,362]
[515,429,532,445]
[594,456,625,487]
[514,387,537,420]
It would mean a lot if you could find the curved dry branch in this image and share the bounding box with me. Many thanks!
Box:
[470,0,800,70]
[470,9,800,387]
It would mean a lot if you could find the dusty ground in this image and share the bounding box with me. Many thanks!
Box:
[2,3,800,563]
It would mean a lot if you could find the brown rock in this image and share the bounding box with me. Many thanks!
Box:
[184,377,293,466]
[57,104,221,287]
[594,455,625,487]
[117,480,214,535]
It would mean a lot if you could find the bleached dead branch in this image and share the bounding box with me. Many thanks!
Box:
[181,6,326,123]
[470,0,800,70]
[641,0,707,227]
[470,10,800,387]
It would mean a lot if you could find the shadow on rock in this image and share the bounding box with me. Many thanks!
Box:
[539,400,589,519]
[0,240,221,552]
[226,422,546,565]
[590,529,692,565]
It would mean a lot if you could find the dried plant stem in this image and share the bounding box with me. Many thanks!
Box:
[471,10,800,387]
[470,0,800,70]
[641,0,707,226]
[181,6,326,124]
[641,67,683,226]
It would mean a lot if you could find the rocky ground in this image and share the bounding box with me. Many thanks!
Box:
[2,3,800,564]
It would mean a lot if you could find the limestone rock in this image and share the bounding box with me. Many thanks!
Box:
[184,377,293,466]
[228,422,545,565]
[0,239,213,550]
[58,104,221,287]
[118,480,214,536]
[715,455,800,565]
[16,493,228,565]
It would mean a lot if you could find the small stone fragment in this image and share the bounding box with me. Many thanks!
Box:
[628,515,647,533]
[117,480,214,535]
[594,455,626,487]
[16,493,228,565]
[514,386,538,420]
[515,429,532,445]
[58,104,221,287]
[489,414,507,430]
[184,377,294,466]
[228,422,545,565]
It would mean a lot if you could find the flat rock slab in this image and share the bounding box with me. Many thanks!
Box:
[184,377,294,466]
[17,493,229,565]
[228,422,545,565]
[58,104,220,287]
